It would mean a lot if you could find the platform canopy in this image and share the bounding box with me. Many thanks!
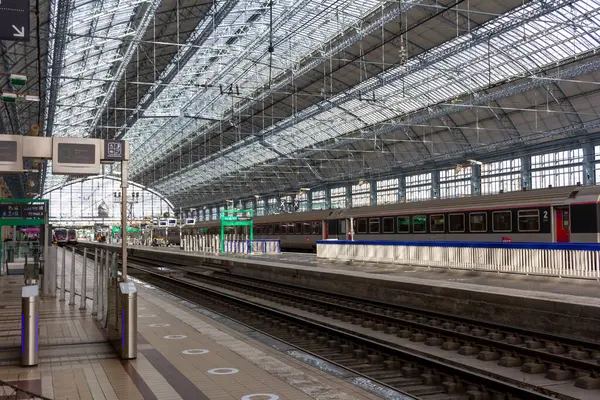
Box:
[2,0,600,208]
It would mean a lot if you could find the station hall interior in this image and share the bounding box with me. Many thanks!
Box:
[2,0,600,399]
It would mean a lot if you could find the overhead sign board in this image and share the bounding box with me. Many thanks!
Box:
[0,135,23,172]
[52,137,101,175]
[102,140,127,161]
[0,0,30,41]
[0,202,45,218]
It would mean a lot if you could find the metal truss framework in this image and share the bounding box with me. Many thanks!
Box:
[152,0,600,206]
[39,0,600,211]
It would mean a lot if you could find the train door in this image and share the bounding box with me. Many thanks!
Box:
[554,207,570,242]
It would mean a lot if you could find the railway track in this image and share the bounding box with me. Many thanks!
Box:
[107,254,560,400]
[76,246,599,399]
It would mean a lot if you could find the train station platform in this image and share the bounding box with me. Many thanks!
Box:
[81,243,600,343]
[0,249,383,400]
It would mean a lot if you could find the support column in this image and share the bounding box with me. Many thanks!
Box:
[345,184,352,209]
[369,180,377,207]
[582,142,595,186]
[121,159,128,281]
[398,176,406,202]
[431,170,440,199]
[471,164,481,196]
[274,194,282,214]
[521,156,531,190]
[325,185,331,209]
[306,190,313,211]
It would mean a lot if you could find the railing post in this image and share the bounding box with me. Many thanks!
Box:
[98,250,104,321]
[69,247,76,305]
[49,246,57,298]
[80,248,87,310]
[59,246,66,302]
[92,248,98,316]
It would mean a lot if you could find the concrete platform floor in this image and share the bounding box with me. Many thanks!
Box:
[0,251,384,400]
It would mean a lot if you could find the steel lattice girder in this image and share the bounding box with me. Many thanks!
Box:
[152,0,600,197]
[127,0,425,177]
[170,57,600,207]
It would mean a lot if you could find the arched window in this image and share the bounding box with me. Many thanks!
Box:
[42,176,173,225]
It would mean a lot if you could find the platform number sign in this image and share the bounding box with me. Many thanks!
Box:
[104,140,125,161]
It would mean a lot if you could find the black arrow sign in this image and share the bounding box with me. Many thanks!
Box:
[0,0,29,41]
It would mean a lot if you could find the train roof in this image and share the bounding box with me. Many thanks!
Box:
[339,185,600,218]
[192,186,600,226]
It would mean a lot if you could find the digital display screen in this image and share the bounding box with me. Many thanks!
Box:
[22,204,44,218]
[0,204,21,218]
[57,143,96,164]
[0,141,17,162]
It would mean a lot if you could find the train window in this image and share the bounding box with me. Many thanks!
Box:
[303,223,311,235]
[288,223,295,234]
[295,222,302,234]
[469,213,487,232]
[430,214,445,233]
[281,224,287,234]
[357,218,368,234]
[268,224,274,235]
[448,214,465,233]
[274,224,281,235]
[563,210,569,229]
[312,222,322,235]
[492,211,512,232]
[382,217,394,233]
[518,210,540,232]
[339,220,347,234]
[413,215,426,233]
[397,216,410,233]
[369,218,380,233]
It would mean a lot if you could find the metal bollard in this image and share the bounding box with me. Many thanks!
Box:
[60,247,66,302]
[92,248,98,316]
[119,281,137,359]
[80,248,87,310]
[69,247,76,305]
[21,285,39,367]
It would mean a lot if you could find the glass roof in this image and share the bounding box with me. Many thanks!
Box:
[153,0,600,197]
[43,0,158,190]
[124,0,397,175]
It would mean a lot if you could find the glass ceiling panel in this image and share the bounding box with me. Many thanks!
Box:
[125,0,388,175]
[43,0,157,192]
[154,0,600,196]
